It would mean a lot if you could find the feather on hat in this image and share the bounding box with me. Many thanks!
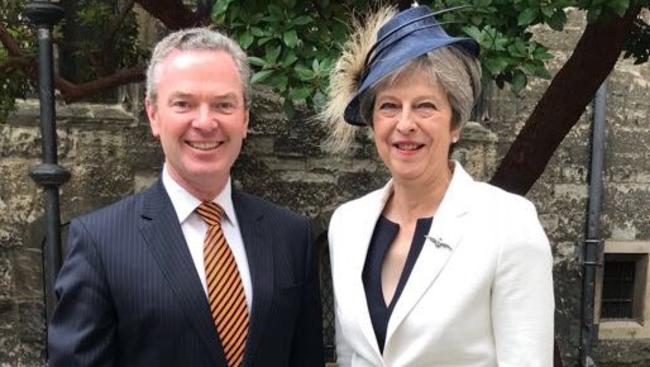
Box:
[320,6,397,154]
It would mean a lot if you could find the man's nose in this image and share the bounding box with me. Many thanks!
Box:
[193,104,217,130]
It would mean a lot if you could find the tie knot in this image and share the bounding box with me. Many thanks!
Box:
[196,202,225,227]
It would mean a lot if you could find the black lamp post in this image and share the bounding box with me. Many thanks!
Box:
[24,0,68,341]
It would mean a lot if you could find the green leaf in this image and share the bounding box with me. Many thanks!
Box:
[547,10,566,31]
[295,65,315,81]
[265,45,282,63]
[239,31,254,49]
[212,0,234,17]
[511,70,527,93]
[289,87,312,100]
[248,56,267,67]
[540,6,554,18]
[270,74,289,91]
[484,56,509,75]
[283,30,299,48]
[463,26,482,41]
[292,15,312,25]
[281,52,299,67]
[251,70,274,84]
[517,8,537,26]
[250,27,266,37]
[257,37,273,46]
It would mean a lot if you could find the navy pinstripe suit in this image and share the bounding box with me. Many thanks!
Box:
[48,180,324,366]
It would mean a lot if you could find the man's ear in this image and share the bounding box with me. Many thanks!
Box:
[145,97,160,137]
[243,108,249,139]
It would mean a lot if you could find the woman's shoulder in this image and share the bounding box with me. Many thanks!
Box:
[332,185,386,219]
[469,179,538,215]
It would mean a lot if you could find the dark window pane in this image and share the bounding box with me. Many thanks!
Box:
[601,259,636,319]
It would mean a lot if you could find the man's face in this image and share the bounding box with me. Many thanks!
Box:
[145,49,249,199]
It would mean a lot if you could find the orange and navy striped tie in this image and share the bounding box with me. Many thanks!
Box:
[196,202,249,367]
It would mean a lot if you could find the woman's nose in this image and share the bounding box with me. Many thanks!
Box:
[396,109,416,133]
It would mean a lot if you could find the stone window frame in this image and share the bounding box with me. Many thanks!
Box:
[595,241,650,340]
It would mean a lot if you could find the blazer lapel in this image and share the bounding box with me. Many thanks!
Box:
[385,163,474,345]
[138,180,225,366]
[232,191,273,367]
[347,183,393,359]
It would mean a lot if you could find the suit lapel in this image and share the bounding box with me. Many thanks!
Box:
[138,180,225,366]
[385,163,474,346]
[232,191,273,367]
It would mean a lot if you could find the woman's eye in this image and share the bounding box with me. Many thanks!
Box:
[417,102,437,110]
[379,102,399,110]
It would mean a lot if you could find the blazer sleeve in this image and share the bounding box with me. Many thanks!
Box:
[48,218,117,367]
[491,200,555,366]
[289,217,325,367]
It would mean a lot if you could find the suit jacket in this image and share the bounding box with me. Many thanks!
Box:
[328,163,554,367]
[48,180,324,367]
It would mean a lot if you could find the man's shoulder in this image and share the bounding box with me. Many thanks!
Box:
[234,191,306,224]
[73,184,154,228]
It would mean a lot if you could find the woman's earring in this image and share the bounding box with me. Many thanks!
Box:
[452,136,459,143]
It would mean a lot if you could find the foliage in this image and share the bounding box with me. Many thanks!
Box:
[73,0,146,77]
[210,0,648,116]
[211,0,369,116]
[0,0,33,121]
[0,0,146,121]
[0,0,648,120]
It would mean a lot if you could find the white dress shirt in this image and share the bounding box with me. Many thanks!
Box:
[162,166,253,309]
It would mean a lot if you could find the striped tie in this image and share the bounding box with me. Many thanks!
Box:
[196,202,249,367]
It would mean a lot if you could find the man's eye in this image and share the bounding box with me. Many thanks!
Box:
[172,100,190,109]
[213,102,237,113]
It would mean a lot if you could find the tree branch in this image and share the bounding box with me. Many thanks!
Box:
[136,0,201,30]
[0,21,26,57]
[55,65,146,103]
[490,6,641,195]
[106,0,138,46]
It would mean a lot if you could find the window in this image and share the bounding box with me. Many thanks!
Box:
[596,241,650,340]
[600,254,646,321]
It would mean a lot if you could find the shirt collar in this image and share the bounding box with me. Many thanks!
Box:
[162,164,239,227]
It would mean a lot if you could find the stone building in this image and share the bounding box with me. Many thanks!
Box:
[0,8,649,367]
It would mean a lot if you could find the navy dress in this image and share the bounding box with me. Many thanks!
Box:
[362,215,433,353]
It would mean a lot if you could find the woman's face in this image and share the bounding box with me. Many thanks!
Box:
[372,70,459,185]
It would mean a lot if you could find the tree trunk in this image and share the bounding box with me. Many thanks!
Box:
[490,7,640,195]
[136,0,200,30]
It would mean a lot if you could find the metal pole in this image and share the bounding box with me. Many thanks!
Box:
[24,0,68,353]
[580,81,607,367]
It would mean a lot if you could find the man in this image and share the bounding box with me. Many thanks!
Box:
[48,28,324,367]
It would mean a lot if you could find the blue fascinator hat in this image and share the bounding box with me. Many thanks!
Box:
[343,5,480,126]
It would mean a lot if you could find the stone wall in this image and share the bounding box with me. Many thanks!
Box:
[0,8,649,367]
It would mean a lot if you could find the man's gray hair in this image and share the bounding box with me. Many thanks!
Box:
[359,45,482,129]
[145,27,251,108]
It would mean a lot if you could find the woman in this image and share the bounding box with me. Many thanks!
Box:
[322,4,554,366]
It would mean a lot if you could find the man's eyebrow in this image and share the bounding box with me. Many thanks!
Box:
[213,92,239,100]
[167,92,192,100]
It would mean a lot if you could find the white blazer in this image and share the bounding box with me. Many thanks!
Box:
[328,162,554,367]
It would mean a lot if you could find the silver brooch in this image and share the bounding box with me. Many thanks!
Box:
[424,235,451,250]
